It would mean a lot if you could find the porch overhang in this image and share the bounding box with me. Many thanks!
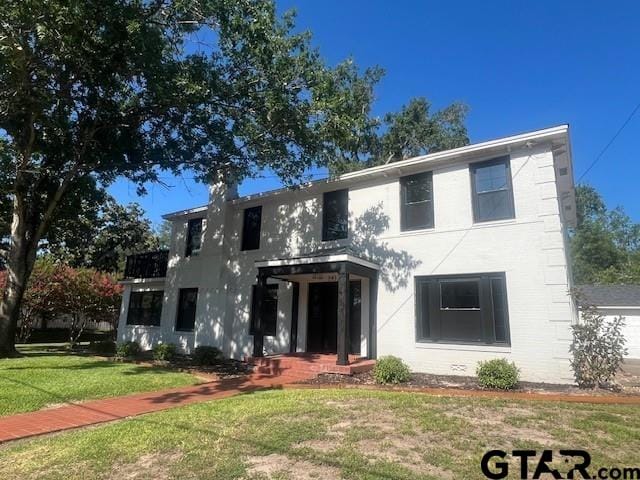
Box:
[251,248,380,366]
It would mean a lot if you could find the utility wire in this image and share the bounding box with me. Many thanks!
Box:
[577,101,640,182]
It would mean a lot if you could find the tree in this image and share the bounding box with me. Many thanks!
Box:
[156,220,173,251]
[0,0,381,356]
[571,185,640,284]
[329,97,469,174]
[45,197,159,273]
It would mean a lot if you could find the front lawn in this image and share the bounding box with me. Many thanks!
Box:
[0,345,200,416]
[0,389,637,479]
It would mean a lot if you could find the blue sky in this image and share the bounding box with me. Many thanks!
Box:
[109,0,640,226]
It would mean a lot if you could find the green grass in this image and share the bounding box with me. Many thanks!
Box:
[0,346,200,416]
[0,388,638,479]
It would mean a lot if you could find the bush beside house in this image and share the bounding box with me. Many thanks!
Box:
[476,359,520,390]
[373,356,411,384]
[570,305,627,388]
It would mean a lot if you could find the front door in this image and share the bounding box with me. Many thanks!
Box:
[307,281,361,354]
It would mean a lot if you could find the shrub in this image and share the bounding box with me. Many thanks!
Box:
[116,341,140,359]
[192,346,223,366]
[570,305,627,388]
[89,340,116,356]
[153,343,177,361]
[373,356,411,384]
[476,358,519,390]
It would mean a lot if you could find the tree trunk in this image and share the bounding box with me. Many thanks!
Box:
[0,202,39,357]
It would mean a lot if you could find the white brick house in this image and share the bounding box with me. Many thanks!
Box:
[117,125,578,383]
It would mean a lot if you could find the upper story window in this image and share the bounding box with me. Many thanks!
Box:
[185,218,203,257]
[415,273,510,345]
[400,172,434,231]
[241,206,262,251]
[470,157,515,223]
[175,288,198,332]
[126,290,163,326]
[322,189,348,241]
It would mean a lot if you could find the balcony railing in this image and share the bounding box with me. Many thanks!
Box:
[124,250,169,279]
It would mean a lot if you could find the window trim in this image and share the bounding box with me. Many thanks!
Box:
[185,218,203,257]
[400,171,434,231]
[322,189,349,242]
[126,290,164,327]
[470,156,515,223]
[241,205,262,251]
[249,284,279,337]
[415,272,511,346]
[175,287,198,332]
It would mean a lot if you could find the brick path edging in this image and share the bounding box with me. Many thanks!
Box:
[285,383,640,405]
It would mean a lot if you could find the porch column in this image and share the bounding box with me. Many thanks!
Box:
[337,264,350,366]
[252,272,267,357]
[368,272,378,359]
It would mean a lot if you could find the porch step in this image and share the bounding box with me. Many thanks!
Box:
[246,353,376,377]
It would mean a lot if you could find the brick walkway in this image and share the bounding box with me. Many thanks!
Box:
[0,371,309,444]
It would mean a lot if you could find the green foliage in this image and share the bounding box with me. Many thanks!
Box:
[571,184,640,284]
[153,343,177,362]
[329,97,469,174]
[116,341,140,359]
[373,355,411,384]
[0,0,384,354]
[88,340,117,356]
[44,197,160,274]
[192,345,223,365]
[476,359,519,390]
[570,305,627,388]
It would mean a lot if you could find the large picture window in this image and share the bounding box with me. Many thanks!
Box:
[241,206,262,251]
[185,218,203,257]
[175,288,198,332]
[322,189,348,241]
[415,273,510,345]
[400,171,434,231]
[127,291,163,326]
[470,157,515,222]
[250,284,278,336]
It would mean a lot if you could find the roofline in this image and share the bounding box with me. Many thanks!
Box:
[163,124,570,219]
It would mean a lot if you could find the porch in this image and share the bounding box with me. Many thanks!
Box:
[247,353,376,377]
[251,247,380,366]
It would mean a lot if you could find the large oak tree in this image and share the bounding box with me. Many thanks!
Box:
[0,0,381,356]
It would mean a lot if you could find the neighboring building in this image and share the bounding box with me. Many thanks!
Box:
[576,284,640,360]
[117,125,578,383]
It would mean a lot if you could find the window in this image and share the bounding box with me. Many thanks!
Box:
[126,291,163,326]
[241,206,262,251]
[415,273,510,345]
[250,284,278,336]
[175,288,198,331]
[400,172,434,231]
[185,218,203,256]
[470,157,515,222]
[322,189,348,241]
[440,280,480,310]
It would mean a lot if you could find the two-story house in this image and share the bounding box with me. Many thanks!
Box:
[117,125,577,383]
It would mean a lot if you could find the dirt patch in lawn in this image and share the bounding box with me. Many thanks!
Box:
[246,453,341,480]
[109,451,183,480]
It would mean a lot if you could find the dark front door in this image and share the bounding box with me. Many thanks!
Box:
[307,281,361,354]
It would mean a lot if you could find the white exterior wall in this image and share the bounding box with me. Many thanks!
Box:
[118,138,576,383]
